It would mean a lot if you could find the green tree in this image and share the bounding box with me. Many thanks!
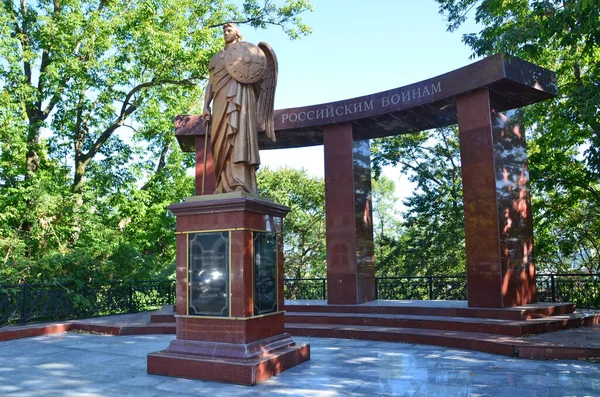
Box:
[370,175,404,276]
[1,0,312,190]
[257,167,326,279]
[0,0,313,283]
[434,0,600,273]
[372,127,465,276]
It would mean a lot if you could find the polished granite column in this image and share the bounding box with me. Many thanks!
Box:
[323,123,375,305]
[456,88,537,308]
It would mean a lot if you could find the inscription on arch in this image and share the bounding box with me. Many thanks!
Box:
[279,81,443,127]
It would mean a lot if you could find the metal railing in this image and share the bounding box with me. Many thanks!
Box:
[536,273,600,309]
[3,273,598,326]
[283,278,327,300]
[375,276,468,300]
[283,274,600,308]
[0,280,176,326]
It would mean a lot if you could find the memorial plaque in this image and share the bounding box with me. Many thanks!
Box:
[253,232,278,315]
[188,231,230,316]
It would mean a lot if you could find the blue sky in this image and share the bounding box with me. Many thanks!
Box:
[243,1,479,108]
[241,1,480,197]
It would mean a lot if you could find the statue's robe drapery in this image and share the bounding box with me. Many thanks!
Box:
[208,50,260,194]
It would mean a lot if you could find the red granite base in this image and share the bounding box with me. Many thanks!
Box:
[147,341,310,385]
[150,314,176,323]
[284,301,576,320]
[0,323,72,341]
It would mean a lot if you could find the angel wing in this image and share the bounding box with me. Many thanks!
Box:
[256,42,278,142]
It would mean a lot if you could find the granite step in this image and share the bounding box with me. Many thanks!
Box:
[150,302,579,322]
[284,311,600,337]
[69,322,176,336]
[283,301,576,320]
[150,314,177,323]
[150,305,176,323]
[0,320,177,341]
[284,322,600,360]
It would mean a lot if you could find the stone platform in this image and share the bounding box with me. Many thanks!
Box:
[2,301,600,361]
[3,332,600,396]
[283,300,600,360]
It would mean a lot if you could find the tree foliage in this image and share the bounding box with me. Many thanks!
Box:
[371,175,403,277]
[0,0,312,284]
[372,127,465,276]
[257,167,326,279]
[434,0,600,273]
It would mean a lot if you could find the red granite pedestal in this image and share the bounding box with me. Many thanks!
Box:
[147,193,310,385]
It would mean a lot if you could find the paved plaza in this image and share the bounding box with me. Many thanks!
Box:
[0,332,599,397]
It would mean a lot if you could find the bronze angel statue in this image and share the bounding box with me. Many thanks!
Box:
[201,23,278,194]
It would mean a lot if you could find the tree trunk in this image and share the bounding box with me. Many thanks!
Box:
[24,111,42,180]
[22,118,42,239]
[25,143,40,178]
[73,157,89,193]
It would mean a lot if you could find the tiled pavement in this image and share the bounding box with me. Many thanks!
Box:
[1,332,600,397]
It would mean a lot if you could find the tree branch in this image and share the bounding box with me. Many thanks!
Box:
[3,0,21,37]
[208,0,272,28]
[42,82,68,118]
[18,0,32,85]
[553,177,600,203]
[82,78,196,163]
[73,88,87,155]
[208,18,264,28]
[119,78,196,117]
[579,226,600,261]
[36,1,62,106]
[206,0,306,37]
[140,141,171,191]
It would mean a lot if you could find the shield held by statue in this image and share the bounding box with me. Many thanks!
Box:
[225,41,267,84]
[225,41,278,143]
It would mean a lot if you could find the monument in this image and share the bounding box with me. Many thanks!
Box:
[147,24,310,386]
[175,53,558,309]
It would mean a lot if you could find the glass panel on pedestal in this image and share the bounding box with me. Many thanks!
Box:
[253,232,278,315]
[188,231,230,316]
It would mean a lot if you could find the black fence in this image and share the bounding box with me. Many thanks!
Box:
[0,280,176,326]
[375,276,468,300]
[536,273,600,309]
[282,274,600,308]
[3,273,598,327]
[283,278,327,300]
[281,276,468,301]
